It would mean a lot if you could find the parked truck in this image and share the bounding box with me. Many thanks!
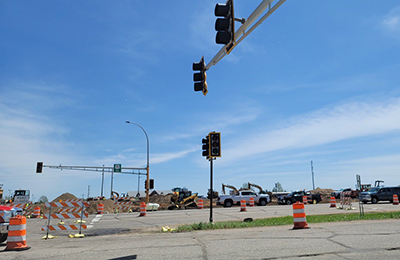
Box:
[217,190,271,207]
[0,205,17,243]
[277,190,322,205]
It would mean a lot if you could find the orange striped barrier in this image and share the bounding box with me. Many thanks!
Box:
[45,201,89,208]
[98,203,104,214]
[198,199,203,209]
[41,224,87,231]
[43,213,88,219]
[302,196,308,204]
[5,215,30,251]
[240,199,247,212]
[139,202,147,217]
[393,195,399,205]
[33,206,40,218]
[249,197,255,207]
[292,202,309,229]
[330,196,336,208]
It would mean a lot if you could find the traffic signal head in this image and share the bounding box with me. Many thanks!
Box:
[193,56,208,96]
[149,179,154,190]
[36,162,43,173]
[215,0,235,45]
[202,135,210,158]
[209,132,221,158]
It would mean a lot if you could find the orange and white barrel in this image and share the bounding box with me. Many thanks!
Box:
[5,215,30,251]
[33,206,40,218]
[240,200,247,212]
[292,202,310,229]
[139,202,147,217]
[393,195,399,205]
[97,203,104,214]
[198,199,203,209]
[302,196,308,204]
[330,196,336,208]
[249,197,254,207]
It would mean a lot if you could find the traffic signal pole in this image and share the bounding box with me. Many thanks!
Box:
[209,158,214,223]
[205,0,287,70]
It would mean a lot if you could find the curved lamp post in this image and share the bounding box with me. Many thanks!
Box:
[125,121,150,203]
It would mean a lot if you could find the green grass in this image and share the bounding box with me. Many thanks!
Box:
[173,211,400,232]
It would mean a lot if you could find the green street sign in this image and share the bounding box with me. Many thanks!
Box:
[114,164,121,172]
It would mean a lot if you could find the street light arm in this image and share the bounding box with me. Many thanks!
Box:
[125,121,149,167]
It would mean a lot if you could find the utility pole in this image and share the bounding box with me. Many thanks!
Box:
[311,160,315,190]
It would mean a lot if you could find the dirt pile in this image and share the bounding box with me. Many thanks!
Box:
[310,187,335,203]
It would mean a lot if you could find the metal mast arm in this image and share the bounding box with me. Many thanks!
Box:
[205,0,287,70]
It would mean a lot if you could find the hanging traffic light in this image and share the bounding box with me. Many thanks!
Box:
[209,132,221,158]
[202,135,210,159]
[193,56,208,96]
[149,179,154,190]
[215,0,235,46]
[36,162,43,173]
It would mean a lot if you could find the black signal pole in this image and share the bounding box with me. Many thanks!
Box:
[209,158,214,223]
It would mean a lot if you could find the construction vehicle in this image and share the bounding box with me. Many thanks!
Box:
[168,187,198,210]
[207,189,219,199]
[222,183,239,195]
[9,189,30,204]
[374,180,384,187]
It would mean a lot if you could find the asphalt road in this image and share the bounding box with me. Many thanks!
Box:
[1,202,400,259]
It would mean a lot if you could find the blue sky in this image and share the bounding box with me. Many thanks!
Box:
[1,1,400,201]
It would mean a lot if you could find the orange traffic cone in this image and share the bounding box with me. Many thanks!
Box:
[330,196,336,208]
[5,215,30,251]
[198,199,203,209]
[240,200,247,212]
[249,197,254,207]
[292,202,310,229]
[393,195,399,205]
[139,202,147,217]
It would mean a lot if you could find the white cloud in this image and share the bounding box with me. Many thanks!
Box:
[222,97,400,163]
[380,6,400,40]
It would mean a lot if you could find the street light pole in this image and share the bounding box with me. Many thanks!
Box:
[126,121,150,204]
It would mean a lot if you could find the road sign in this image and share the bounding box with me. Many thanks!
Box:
[114,164,121,173]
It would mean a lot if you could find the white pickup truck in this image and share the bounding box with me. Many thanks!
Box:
[0,205,17,243]
[216,190,271,207]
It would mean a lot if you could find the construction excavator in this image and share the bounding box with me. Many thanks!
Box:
[168,187,198,210]
[248,182,273,197]
[222,183,239,195]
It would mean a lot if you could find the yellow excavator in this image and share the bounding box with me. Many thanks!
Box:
[222,183,239,195]
[248,182,273,197]
[168,187,198,210]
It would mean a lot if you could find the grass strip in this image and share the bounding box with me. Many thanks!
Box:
[174,211,400,232]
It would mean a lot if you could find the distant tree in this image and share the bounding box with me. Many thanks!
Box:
[272,182,285,192]
[38,195,48,203]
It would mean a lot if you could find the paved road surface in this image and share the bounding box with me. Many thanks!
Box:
[1,202,400,259]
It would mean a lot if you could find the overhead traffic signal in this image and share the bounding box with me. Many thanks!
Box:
[215,0,235,46]
[36,162,43,173]
[209,132,221,158]
[193,56,208,96]
[149,179,154,190]
[202,135,210,158]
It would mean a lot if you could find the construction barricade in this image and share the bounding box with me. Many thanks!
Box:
[393,194,399,205]
[240,200,247,212]
[5,203,36,217]
[5,215,30,251]
[292,202,309,229]
[113,197,137,213]
[338,191,354,210]
[302,196,308,205]
[249,197,255,207]
[330,196,336,208]
[42,199,89,239]
[197,199,203,209]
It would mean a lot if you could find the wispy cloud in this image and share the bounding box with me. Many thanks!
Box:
[222,97,400,163]
[380,5,400,40]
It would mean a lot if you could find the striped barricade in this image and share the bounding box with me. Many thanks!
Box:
[113,201,134,213]
[42,199,89,238]
[6,204,36,216]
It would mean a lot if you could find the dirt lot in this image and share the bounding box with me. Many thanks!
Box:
[31,188,336,215]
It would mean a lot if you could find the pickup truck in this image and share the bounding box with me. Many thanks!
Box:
[217,190,271,207]
[331,188,359,199]
[0,205,17,243]
[277,190,322,205]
